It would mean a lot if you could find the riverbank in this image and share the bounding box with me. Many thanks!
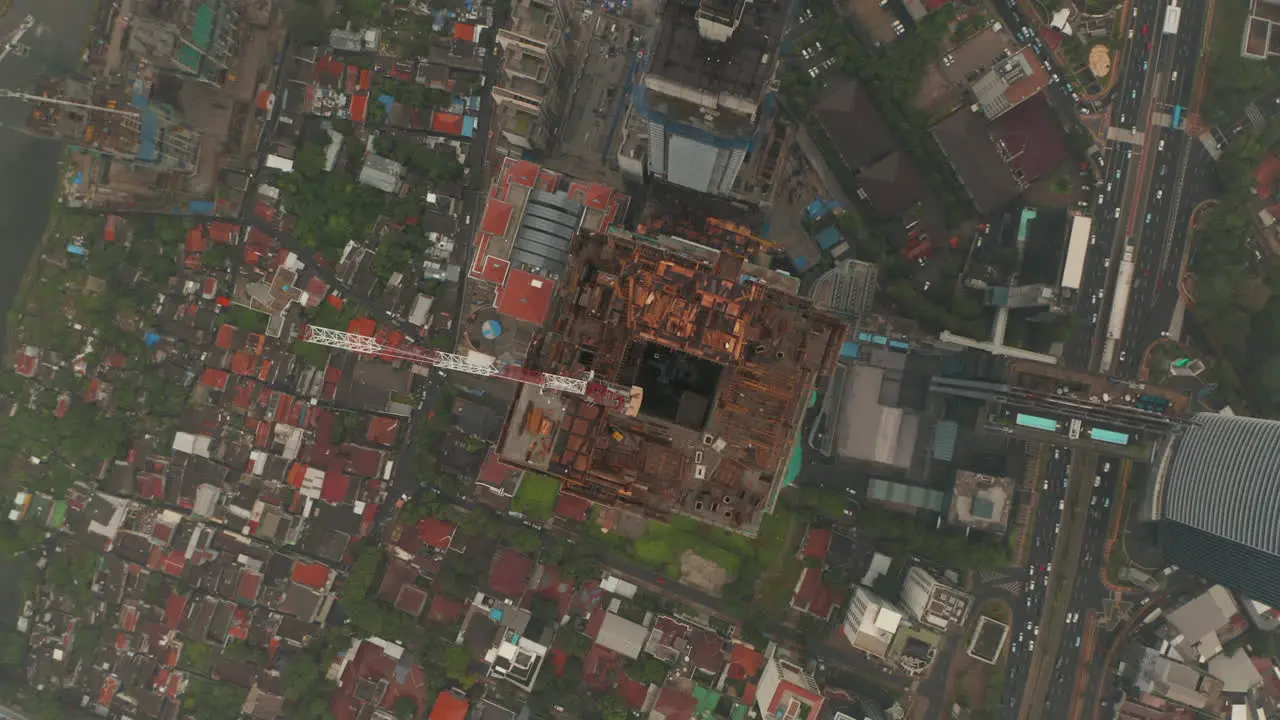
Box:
[3,179,70,358]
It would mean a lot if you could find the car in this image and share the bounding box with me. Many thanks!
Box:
[1018,632,1025,643]
[1058,499,1065,511]
[1158,139,1166,151]
[1026,597,1033,607]
[1026,621,1033,631]
[1120,113,1127,124]
[1054,449,1061,460]
[1143,61,1149,71]
[1105,498,1111,508]
[1160,165,1167,176]
[1091,496,1098,506]
[1114,207,1121,219]
[1046,563,1052,574]
[891,20,905,34]
[942,53,954,66]
[1103,461,1111,472]
[922,280,931,291]
[1043,480,1049,490]
[1131,90,1137,100]
[1104,258,1111,268]
[1097,193,1104,204]
[1156,189,1163,200]
[1146,213,1152,223]
[1033,625,1039,636]
[1054,522,1060,534]
[1142,23,1150,35]
[1029,640,1036,653]
[1094,475,1101,487]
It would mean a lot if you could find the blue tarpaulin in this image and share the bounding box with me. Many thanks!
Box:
[144,331,164,347]
[815,225,841,250]
[462,115,477,137]
[188,201,215,214]
[65,244,87,256]
[378,94,395,116]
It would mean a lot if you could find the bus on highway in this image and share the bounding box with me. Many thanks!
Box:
[1164,0,1181,34]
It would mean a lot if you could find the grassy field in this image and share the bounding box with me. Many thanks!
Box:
[512,473,561,522]
[625,507,801,603]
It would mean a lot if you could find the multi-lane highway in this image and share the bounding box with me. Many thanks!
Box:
[1002,449,1126,720]
[1040,0,1214,376]
[1043,456,1120,716]
[1003,446,1072,715]
[1109,0,1214,378]
[1055,0,1165,370]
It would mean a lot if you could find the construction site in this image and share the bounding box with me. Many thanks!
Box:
[495,224,845,535]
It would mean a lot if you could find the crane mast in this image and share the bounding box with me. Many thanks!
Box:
[299,325,643,416]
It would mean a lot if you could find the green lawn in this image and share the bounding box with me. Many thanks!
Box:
[630,517,757,577]
[627,508,800,595]
[513,473,560,522]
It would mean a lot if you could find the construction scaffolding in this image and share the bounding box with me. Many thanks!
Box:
[495,225,845,534]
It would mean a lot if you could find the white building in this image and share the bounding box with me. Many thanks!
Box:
[900,566,972,632]
[755,655,825,720]
[842,587,904,659]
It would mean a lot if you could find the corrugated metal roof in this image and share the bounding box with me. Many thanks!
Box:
[932,420,958,462]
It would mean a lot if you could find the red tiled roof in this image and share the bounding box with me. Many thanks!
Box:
[200,368,231,390]
[479,255,510,284]
[480,200,514,237]
[350,93,369,123]
[215,324,237,350]
[291,561,331,589]
[727,644,764,681]
[417,517,457,550]
[554,492,591,522]
[366,416,400,446]
[427,593,466,623]
[489,549,534,598]
[802,528,831,559]
[237,570,263,603]
[477,451,520,488]
[348,317,377,337]
[453,23,479,42]
[166,592,188,631]
[208,222,238,244]
[137,472,165,499]
[321,470,350,504]
[394,585,429,616]
[495,269,555,326]
[185,227,208,254]
[616,674,649,710]
[429,692,470,720]
[98,675,120,707]
[431,111,465,136]
[654,685,696,720]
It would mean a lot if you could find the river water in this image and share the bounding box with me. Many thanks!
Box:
[0,0,99,329]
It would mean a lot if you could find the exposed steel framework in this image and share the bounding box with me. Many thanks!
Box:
[299,325,643,416]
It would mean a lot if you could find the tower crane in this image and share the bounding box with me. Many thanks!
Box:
[299,325,644,417]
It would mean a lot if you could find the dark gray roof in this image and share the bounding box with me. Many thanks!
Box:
[509,189,582,276]
[646,0,785,104]
[1159,413,1280,605]
[930,110,1020,215]
[815,79,895,171]
[1162,413,1280,554]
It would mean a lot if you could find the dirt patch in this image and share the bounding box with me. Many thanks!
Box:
[679,551,731,595]
[1089,45,1112,78]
